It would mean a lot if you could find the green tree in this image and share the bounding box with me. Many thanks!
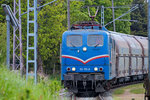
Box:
[0,23,6,64]
[70,0,90,25]
[83,0,133,34]
[0,0,13,23]
[38,0,66,72]
[0,0,13,65]
[131,0,148,36]
[114,0,133,34]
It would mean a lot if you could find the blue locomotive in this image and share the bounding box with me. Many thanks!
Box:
[61,21,148,96]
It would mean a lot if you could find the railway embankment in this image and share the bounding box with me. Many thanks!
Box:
[113,83,145,100]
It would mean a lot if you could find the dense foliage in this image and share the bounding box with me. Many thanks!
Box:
[0,0,148,74]
[0,0,13,22]
[131,0,148,36]
[0,23,6,64]
[86,0,133,34]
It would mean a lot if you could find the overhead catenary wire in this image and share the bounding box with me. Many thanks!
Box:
[84,4,140,27]
[104,4,138,8]
[84,4,139,9]
[118,19,139,22]
[105,4,139,27]
[21,0,57,16]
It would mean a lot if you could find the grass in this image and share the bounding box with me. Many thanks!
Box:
[113,83,144,95]
[130,87,145,94]
[113,88,125,95]
[0,65,62,100]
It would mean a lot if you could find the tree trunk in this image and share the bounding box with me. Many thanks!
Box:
[53,63,56,75]
[37,48,45,76]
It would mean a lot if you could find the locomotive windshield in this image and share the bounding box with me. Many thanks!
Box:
[88,35,103,47]
[67,35,82,47]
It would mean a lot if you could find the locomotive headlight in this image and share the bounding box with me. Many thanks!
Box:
[83,47,87,52]
[94,67,98,71]
[72,67,76,71]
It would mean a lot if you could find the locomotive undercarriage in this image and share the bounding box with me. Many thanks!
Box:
[63,73,110,97]
[63,73,147,97]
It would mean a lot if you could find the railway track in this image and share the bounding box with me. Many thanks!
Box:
[69,93,113,100]
[60,80,144,100]
[98,95,104,100]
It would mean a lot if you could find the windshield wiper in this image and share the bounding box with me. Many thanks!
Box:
[94,43,100,48]
[71,42,76,47]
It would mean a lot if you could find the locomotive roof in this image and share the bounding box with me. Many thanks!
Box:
[63,29,109,35]
[110,31,148,39]
[69,29,106,32]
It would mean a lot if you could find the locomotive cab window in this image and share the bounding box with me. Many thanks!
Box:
[67,35,82,47]
[88,35,103,47]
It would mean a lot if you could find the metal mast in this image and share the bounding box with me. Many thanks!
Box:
[13,0,23,74]
[101,6,105,26]
[147,0,150,99]
[112,0,116,31]
[67,0,70,30]
[148,0,150,87]
[6,15,10,69]
[26,0,38,84]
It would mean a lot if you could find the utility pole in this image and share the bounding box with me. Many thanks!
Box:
[144,1,150,100]
[25,0,57,84]
[6,15,10,69]
[67,0,70,30]
[19,0,23,76]
[13,0,23,75]
[148,0,150,99]
[149,0,150,86]
[101,6,104,26]
[26,0,38,84]
[2,4,19,70]
[112,0,116,32]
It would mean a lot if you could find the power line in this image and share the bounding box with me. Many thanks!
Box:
[105,4,139,27]
[118,19,138,22]
[21,0,57,16]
